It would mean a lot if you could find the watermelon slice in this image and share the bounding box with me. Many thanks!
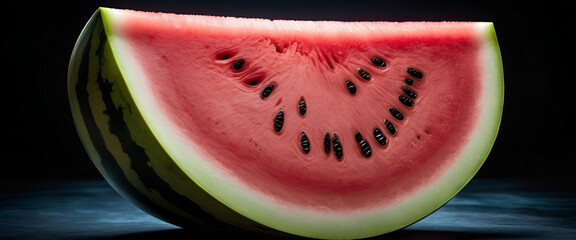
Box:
[68,7,503,239]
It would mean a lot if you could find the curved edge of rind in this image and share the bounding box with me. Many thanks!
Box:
[459,22,504,181]
[468,21,505,182]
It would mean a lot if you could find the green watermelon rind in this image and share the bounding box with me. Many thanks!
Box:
[69,7,504,240]
[68,8,283,236]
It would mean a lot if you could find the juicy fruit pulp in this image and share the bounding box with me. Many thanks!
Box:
[68,7,503,239]
[135,17,483,209]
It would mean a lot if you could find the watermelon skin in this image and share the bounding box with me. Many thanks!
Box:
[67,9,283,236]
[68,7,503,239]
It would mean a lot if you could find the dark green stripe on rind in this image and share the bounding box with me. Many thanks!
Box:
[68,9,283,236]
[72,10,214,229]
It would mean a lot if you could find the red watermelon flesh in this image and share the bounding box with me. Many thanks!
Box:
[69,7,503,239]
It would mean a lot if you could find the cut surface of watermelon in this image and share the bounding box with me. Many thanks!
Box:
[68,7,503,239]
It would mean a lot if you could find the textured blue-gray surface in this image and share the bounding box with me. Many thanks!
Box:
[1,178,575,239]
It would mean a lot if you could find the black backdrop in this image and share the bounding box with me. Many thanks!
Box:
[3,1,574,182]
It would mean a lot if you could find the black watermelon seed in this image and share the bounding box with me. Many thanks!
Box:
[402,87,417,99]
[354,130,363,143]
[373,128,387,146]
[389,107,404,121]
[273,110,284,133]
[298,98,306,116]
[372,57,386,67]
[357,68,371,81]
[233,59,245,70]
[404,78,414,85]
[407,67,423,79]
[345,80,357,95]
[332,133,343,160]
[300,132,310,154]
[261,83,275,99]
[359,140,372,158]
[323,132,331,154]
[385,120,397,135]
[399,95,414,107]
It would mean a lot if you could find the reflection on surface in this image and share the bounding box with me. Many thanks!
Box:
[1,179,575,239]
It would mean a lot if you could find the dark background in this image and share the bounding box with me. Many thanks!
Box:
[3,1,574,182]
